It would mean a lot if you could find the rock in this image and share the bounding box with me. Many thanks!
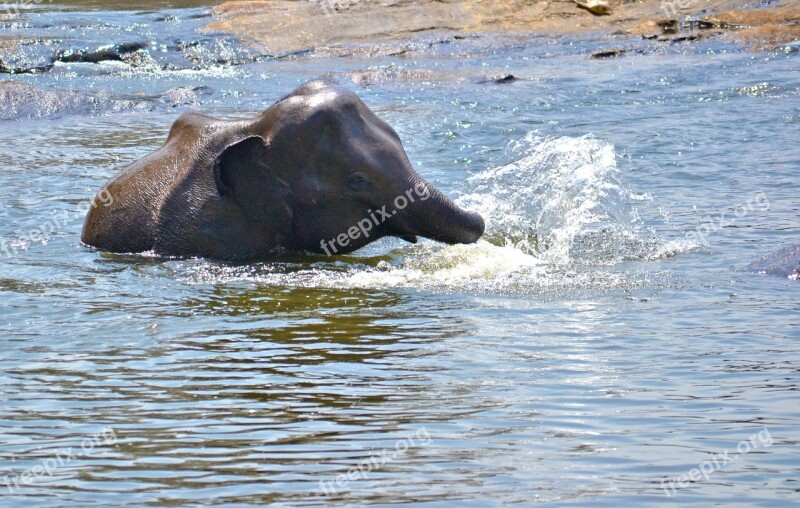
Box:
[748,244,800,281]
[590,48,626,58]
[204,0,800,55]
[0,37,54,74]
[493,74,518,84]
[347,67,437,86]
[475,74,519,84]
[627,18,680,37]
[627,19,664,38]
[160,85,214,106]
[729,23,800,49]
[657,19,680,34]
[699,7,800,49]
[701,7,800,29]
[663,34,700,43]
[781,40,800,52]
[0,81,149,120]
[53,42,148,64]
[204,0,617,55]
[574,0,612,16]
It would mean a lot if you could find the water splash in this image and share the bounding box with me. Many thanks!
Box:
[177,133,688,294]
[457,133,652,265]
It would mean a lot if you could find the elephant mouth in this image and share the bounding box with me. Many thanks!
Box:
[398,234,418,244]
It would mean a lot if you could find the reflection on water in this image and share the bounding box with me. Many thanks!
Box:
[0,2,799,506]
[1,280,480,505]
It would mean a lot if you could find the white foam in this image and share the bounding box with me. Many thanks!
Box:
[342,240,542,290]
[180,132,690,294]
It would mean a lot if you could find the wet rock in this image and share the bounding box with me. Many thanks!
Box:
[590,48,626,59]
[729,23,800,49]
[0,60,53,74]
[0,38,20,58]
[658,19,680,34]
[682,18,716,31]
[0,81,149,120]
[53,42,148,64]
[346,67,445,85]
[781,40,800,52]
[701,7,800,29]
[178,36,266,66]
[477,74,519,84]
[0,37,55,74]
[698,7,800,49]
[662,34,701,43]
[494,74,517,84]
[627,18,686,38]
[627,19,665,38]
[160,85,214,106]
[346,66,526,86]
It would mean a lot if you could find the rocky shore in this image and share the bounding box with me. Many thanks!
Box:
[204,0,800,54]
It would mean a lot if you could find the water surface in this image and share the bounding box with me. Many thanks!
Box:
[1,3,799,506]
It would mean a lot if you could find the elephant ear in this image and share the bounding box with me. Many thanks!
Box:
[213,136,267,197]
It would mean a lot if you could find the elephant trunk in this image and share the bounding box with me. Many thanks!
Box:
[401,177,485,245]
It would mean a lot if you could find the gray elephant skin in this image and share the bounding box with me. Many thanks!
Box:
[81,81,485,261]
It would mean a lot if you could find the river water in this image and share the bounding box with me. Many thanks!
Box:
[1,2,799,506]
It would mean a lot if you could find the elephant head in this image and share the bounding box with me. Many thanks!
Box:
[212,80,485,256]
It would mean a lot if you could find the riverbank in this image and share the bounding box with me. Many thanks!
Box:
[203,0,800,54]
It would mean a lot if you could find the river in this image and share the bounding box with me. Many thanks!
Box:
[0,1,798,506]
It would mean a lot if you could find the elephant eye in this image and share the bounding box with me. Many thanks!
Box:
[346,172,372,191]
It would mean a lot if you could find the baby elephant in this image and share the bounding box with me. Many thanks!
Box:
[81,80,485,261]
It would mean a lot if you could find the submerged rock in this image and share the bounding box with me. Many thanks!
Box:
[590,48,626,59]
[53,42,148,64]
[493,74,518,84]
[0,81,152,120]
[748,244,800,281]
[0,37,55,74]
[476,74,519,84]
[347,67,438,86]
[159,85,214,106]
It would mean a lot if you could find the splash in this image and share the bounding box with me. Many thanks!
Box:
[179,133,687,293]
[457,133,658,265]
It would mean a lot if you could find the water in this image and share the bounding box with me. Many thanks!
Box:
[1,2,799,506]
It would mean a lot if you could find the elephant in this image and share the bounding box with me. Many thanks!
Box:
[81,80,485,261]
